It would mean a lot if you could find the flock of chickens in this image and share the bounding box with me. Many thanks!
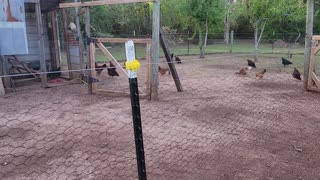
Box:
[236,57,302,80]
[158,53,182,75]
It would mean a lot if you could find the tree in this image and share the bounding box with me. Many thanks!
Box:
[183,0,224,58]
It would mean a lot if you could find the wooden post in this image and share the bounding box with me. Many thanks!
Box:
[85,7,93,94]
[229,30,234,53]
[61,9,73,79]
[159,32,183,92]
[89,42,97,91]
[35,2,47,86]
[305,0,314,89]
[151,0,160,101]
[51,10,61,69]
[146,43,151,99]
[75,0,85,73]
[0,77,5,95]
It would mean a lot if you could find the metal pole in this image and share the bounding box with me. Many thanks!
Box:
[125,41,147,180]
[151,0,160,100]
[304,0,314,89]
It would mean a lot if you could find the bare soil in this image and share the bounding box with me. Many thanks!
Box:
[1,54,320,180]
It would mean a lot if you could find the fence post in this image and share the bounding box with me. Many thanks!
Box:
[125,40,147,180]
[229,31,234,53]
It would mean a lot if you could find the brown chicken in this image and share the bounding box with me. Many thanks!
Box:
[256,69,266,79]
[292,68,301,80]
[236,67,248,75]
[108,61,119,77]
[159,66,169,75]
[95,63,107,75]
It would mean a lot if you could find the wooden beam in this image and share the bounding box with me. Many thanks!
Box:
[160,31,183,92]
[312,35,320,40]
[97,38,151,44]
[85,7,93,94]
[0,77,5,95]
[313,46,320,55]
[311,72,320,89]
[51,11,61,69]
[151,0,160,101]
[75,0,85,74]
[61,9,73,79]
[96,42,128,77]
[146,43,151,99]
[60,0,152,8]
[36,2,48,87]
[89,42,97,91]
[304,0,314,89]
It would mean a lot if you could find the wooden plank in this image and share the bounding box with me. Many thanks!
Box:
[0,78,5,95]
[151,0,160,100]
[145,43,151,99]
[311,72,320,89]
[308,52,315,88]
[36,3,48,87]
[89,42,97,91]
[59,0,151,8]
[304,0,314,89]
[313,46,320,55]
[312,35,320,40]
[159,31,183,92]
[51,11,61,69]
[97,38,151,44]
[61,9,73,79]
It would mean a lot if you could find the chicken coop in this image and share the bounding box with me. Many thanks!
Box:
[0,0,82,92]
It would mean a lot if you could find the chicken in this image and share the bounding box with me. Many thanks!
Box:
[175,56,182,64]
[108,61,119,77]
[47,67,61,79]
[247,59,256,69]
[292,68,301,80]
[95,63,107,75]
[68,22,77,33]
[256,69,266,79]
[159,66,169,75]
[235,67,248,75]
[282,57,293,67]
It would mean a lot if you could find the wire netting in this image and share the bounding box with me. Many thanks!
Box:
[2,32,320,179]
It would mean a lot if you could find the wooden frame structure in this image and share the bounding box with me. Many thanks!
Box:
[88,38,152,97]
[307,35,320,92]
[59,0,161,100]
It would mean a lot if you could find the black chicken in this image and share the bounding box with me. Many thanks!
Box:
[292,68,301,80]
[175,56,182,64]
[108,61,119,77]
[247,59,256,68]
[282,57,293,67]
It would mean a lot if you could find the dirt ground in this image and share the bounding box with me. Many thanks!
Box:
[1,54,320,180]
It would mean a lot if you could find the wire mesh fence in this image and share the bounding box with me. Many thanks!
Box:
[1,51,320,179]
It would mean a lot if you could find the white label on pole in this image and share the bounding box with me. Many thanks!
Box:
[125,40,137,79]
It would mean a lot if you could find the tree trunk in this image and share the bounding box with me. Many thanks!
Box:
[254,25,258,62]
[200,13,209,59]
[224,0,231,44]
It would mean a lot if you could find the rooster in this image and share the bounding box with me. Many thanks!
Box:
[175,56,182,64]
[282,57,293,67]
[159,66,169,75]
[95,63,107,75]
[256,69,266,79]
[247,59,256,69]
[292,68,301,80]
[108,61,119,77]
[236,67,248,75]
